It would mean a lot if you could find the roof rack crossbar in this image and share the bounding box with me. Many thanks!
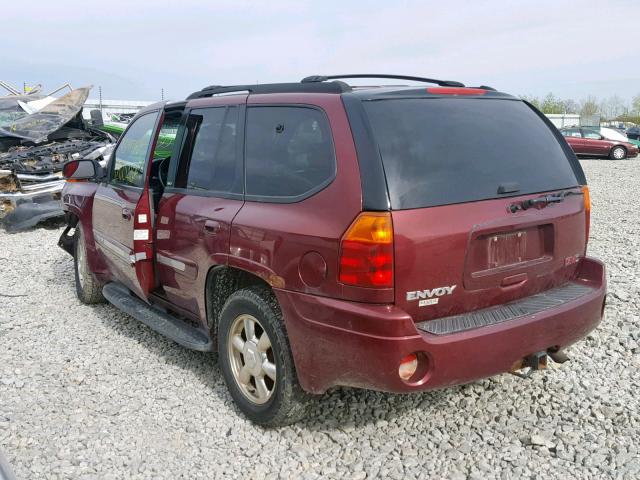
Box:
[301,74,465,88]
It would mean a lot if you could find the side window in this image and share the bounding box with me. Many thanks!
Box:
[111,112,158,187]
[582,129,601,139]
[245,106,335,200]
[563,128,581,138]
[177,106,241,194]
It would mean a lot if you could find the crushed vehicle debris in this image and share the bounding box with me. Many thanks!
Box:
[0,84,115,232]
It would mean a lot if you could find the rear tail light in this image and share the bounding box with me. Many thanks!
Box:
[582,185,591,243]
[339,212,394,288]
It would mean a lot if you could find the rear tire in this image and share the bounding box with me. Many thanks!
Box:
[74,224,105,304]
[610,146,626,160]
[217,285,308,426]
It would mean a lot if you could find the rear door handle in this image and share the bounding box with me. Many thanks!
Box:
[203,220,221,234]
[122,208,132,220]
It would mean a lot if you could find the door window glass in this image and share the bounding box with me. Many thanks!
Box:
[582,129,601,139]
[562,128,582,138]
[178,106,241,194]
[153,117,181,159]
[111,112,158,187]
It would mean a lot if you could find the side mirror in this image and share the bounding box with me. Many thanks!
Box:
[62,159,103,180]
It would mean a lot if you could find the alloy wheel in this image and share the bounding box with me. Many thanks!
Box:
[76,229,87,290]
[227,314,277,404]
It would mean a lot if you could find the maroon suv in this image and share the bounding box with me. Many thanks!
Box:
[59,74,606,425]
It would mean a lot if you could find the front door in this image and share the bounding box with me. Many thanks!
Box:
[581,129,610,155]
[92,110,162,300]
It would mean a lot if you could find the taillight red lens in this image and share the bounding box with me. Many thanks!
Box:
[339,212,394,288]
[582,185,591,244]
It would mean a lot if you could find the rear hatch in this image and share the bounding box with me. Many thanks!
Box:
[362,93,588,322]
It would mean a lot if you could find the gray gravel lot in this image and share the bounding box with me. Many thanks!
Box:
[1,159,639,479]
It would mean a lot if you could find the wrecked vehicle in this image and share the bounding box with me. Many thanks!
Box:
[0,85,115,232]
[58,75,605,426]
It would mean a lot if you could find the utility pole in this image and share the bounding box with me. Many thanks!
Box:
[99,86,103,113]
[161,88,164,101]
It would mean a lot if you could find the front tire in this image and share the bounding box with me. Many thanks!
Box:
[217,286,308,426]
[610,146,626,160]
[74,224,105,304]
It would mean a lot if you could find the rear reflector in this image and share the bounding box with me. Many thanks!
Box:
[426,87,486,95]
[339,212,394,288]
[398,353,418,381]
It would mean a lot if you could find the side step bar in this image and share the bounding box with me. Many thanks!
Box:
[102,282,213,352]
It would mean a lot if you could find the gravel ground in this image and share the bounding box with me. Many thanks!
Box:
[1,159,639,480]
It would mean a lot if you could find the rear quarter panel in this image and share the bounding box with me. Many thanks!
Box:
[229,94,391,302]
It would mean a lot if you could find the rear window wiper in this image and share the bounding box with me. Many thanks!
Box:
[509,189,583,213]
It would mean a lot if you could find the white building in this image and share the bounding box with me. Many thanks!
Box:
[82,98,155,121]
[545,114,580,129]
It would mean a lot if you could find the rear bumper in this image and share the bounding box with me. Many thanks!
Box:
[276,257,606,394]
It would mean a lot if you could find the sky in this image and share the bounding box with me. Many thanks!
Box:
[2,0,639,103]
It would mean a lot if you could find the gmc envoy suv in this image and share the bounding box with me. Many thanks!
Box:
[58,74,606,425]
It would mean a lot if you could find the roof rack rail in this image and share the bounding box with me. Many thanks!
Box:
[301,74,465,88]
[187,85,253,100]
[187,81,350,100]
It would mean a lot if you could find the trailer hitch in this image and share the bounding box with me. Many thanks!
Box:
[510,351,548,379]
[510,349,570,379]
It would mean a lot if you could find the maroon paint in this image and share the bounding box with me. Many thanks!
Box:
[61,90,607,396]
[155,193,244,321]
[564,135,638,157]
[229,93,393,304]
[277,258,605,394]
[392,192,587,322]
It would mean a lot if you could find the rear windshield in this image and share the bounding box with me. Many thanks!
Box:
[363,98,579,209]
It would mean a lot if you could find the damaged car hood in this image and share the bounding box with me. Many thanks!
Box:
[0,87,91,143]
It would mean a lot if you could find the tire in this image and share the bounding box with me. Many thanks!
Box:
[610,146,626,160]
[74,224,105,304]
[217,285,308,426]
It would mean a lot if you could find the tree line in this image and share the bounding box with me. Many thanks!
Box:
[520,93,640,123]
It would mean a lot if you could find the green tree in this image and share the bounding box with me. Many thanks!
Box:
[580,96,599,117]
[561,99,579,114]
[540,93,565,114]
[632,94,640,115]
[520,95,541,109]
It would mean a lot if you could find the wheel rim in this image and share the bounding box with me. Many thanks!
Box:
[77,229,87,290]
[613,147,625,159]
[227,314,276,405]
